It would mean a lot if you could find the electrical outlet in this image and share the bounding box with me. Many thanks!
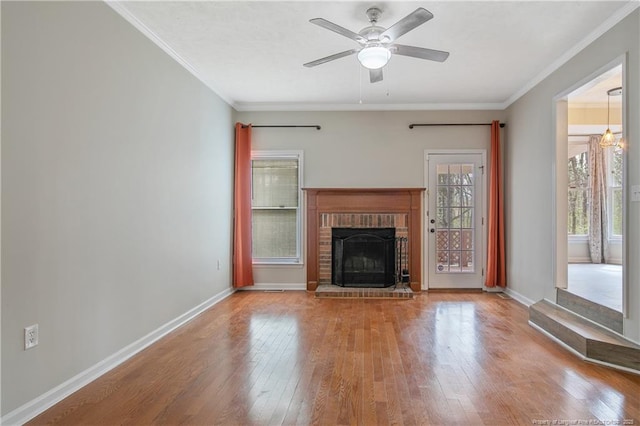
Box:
[24,324,39,350]
[631,185,640,202]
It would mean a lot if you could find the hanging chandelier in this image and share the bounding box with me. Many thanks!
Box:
[600,87,622,148]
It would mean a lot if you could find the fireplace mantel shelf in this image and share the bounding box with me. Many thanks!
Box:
[304,188,424,292]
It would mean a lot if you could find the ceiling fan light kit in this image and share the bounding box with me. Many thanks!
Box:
[357,44,391,69]
[304,6,449,83]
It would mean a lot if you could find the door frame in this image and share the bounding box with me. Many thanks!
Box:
[424,149,488,290]
[552,54,628,316]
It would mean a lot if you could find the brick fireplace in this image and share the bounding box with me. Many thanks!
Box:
[303,188,424,292]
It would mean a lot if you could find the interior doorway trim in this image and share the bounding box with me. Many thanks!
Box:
[551,54,628,317]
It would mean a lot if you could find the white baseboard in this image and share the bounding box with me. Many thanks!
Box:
[568,257,591,263]
[238,283,307,291]
[503,287,535,307]
[1,287,235,426]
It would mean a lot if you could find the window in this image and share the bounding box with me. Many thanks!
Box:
[568,142,589,236]
[567,139,623,240]
[251,151,303,264]
[608,144,623,238]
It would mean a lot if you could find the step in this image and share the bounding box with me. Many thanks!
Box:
[315,284,414,299]
[529,299,640,373]
[557,288,623,333]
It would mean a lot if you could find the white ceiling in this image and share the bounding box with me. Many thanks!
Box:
[568,64,623,106]
[109,1,637,111]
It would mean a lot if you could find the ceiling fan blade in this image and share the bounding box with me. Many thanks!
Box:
[303,49,359,68]
[369,68,383,83]
[392,44,449,62]
[310,18,366,43]
[380,8,433,42]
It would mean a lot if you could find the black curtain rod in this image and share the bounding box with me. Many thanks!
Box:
[409,123,505,129]
[241,124,321,130]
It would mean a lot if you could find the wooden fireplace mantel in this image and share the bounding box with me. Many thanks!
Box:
[303,188,424,292]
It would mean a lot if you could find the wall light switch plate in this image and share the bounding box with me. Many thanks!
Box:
[631,185,640,203]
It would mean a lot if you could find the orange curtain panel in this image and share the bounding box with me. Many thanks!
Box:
[485,120,506,287]
[233,123,254,288]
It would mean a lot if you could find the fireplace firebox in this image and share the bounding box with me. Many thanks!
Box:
[331,228,395,287]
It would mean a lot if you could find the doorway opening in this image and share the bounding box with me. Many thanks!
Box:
[559,63,625,313]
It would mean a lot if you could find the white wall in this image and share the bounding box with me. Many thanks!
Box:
[2,1,234,414]
[0,1,3,416]
[569,240,623,264]
[235,110,505,287]
[505,10,639,341]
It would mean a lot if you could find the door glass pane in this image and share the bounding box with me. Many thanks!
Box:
[450,208,461,228]
[436,208,448,228]
[449,164,461,185]
[437,230,449,250]
[451,186,462,207]
[460,186,473,206]
[449,251,461,272]
[462,251,474,272]
[449,230,461,250]
[461,164,474,186]
[461,229,473,250]
[435,163,475,274]
[437,186,449,208]
[437,251,449,272]
[461,208,473,228]
[437,164,449,185]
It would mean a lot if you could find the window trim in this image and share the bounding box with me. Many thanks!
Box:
[250,150,304,265]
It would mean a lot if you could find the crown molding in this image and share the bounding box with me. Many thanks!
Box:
[105,0,237,109]
[504,0,639,109]
[234,102,506,112]
[106,0,638,113]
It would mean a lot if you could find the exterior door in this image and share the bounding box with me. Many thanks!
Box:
[426,153,485,289]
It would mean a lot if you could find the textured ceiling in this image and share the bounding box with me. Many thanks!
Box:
[110,1,636,111]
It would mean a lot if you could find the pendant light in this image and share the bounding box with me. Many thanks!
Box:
[600,87,622,148]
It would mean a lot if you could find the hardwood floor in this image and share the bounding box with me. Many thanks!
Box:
[28,291,640,425]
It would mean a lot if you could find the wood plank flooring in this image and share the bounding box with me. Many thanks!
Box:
[28,291,640,425]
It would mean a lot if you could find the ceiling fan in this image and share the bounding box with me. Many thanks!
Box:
[303,7,449,83]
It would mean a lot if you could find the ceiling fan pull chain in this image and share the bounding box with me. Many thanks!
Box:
[386,64,390,97]
[359,63,363,104]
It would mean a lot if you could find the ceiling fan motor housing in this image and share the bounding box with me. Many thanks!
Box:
[366,7,382,24]
[304,6,449,82]
[359,26,386,43]
[361,8,388,43]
